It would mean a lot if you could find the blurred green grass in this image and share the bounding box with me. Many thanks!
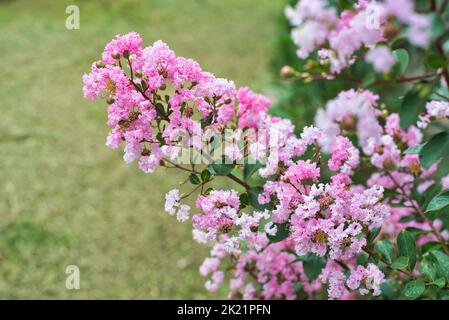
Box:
[0,0,287,298]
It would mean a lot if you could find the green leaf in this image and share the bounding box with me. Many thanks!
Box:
[268,222,290,243]
[356,252,369,265]
[429,250,449,281]
[208,162,235,176]
[299,253,327,281]
[421,241,442,254]
[203,187,213,195]
[405,227,429,237]
[200,169,211,182]
[404,280,425,299]
[397,230,416,271]
[433,278,446,288]
[383,188,401,198]
[243,162,263,180]
[188,173,201,185]
[399,85,431,130]
[429,13,446,41]
[367,227,381,243]
[141,80,148,92]
[393,49,409,76]
[375,240,396,264]
[155,102,166,118]
[404,144,425,154]
[425,53,448,70]
[426,189,449,213]
[293,282,302,293]
[248,187,269,210]
[391,256,409,270]
[419,258,437,282]
[421,181,443,210]
[239,193,249,207]
[155,132,165,144]
[419,131,449,169]
[362,71,376,87]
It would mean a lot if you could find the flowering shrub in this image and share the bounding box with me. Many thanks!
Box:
[83,0,449,300]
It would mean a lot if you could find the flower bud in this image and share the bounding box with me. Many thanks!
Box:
[106,96,115,104]
[383,23,400,40]
[95,60,106,68]
[111,51,120,60]
[224,98,232,105]
[122,50,130,59]
[280,65,297,79]
[159,83,167,91]
[135,70,143,78]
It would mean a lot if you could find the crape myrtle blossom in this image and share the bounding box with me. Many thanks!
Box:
[328,136,360,174]
[84,35,241,173]
[346,263,385,296]
[286,0,430,75]
[164,189,190,222]
[365,46,396,73]
[443,175,449,190]
[417,101,449,129]
[85,30,449,301]
[315,89,382,152]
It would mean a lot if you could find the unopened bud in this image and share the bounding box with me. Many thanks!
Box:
[135,70,143,78]
[111,51,120,59]
[383,23,400,40]
[95,60,106,68]
[106,97,115,105]
[159,83,167,91]
[280,65,297,79]
[122,50,130,59]
[224,98,232,105]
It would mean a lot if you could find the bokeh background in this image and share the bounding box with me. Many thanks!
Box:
[0,0,292,298]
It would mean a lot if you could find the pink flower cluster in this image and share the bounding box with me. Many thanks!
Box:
[328,136,360,174]
[85,32,449,301]
[202,237,322,299]
[417,101,449,129]
[289,174,388,260]
[315,89,382,152]
[321,262,385,299]
[286,0,430,74]
[316,89,445,244]
[83,33,275,174]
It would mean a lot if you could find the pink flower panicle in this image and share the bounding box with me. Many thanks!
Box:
[84,31,447,300]
[286,0,429,75]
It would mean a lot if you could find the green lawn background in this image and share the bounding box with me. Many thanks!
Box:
[0,0,287,298]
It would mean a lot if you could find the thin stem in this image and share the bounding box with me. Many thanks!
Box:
[370,73,438,86]
[335,260,350,271]
[435,35,449,87]
[227,173,251,190]
[163,159,197,173]
[386,172,449,255]
[434,92,449,101]
[181,182,207,200]
[430,0,437,11]
[438,0,448,13]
